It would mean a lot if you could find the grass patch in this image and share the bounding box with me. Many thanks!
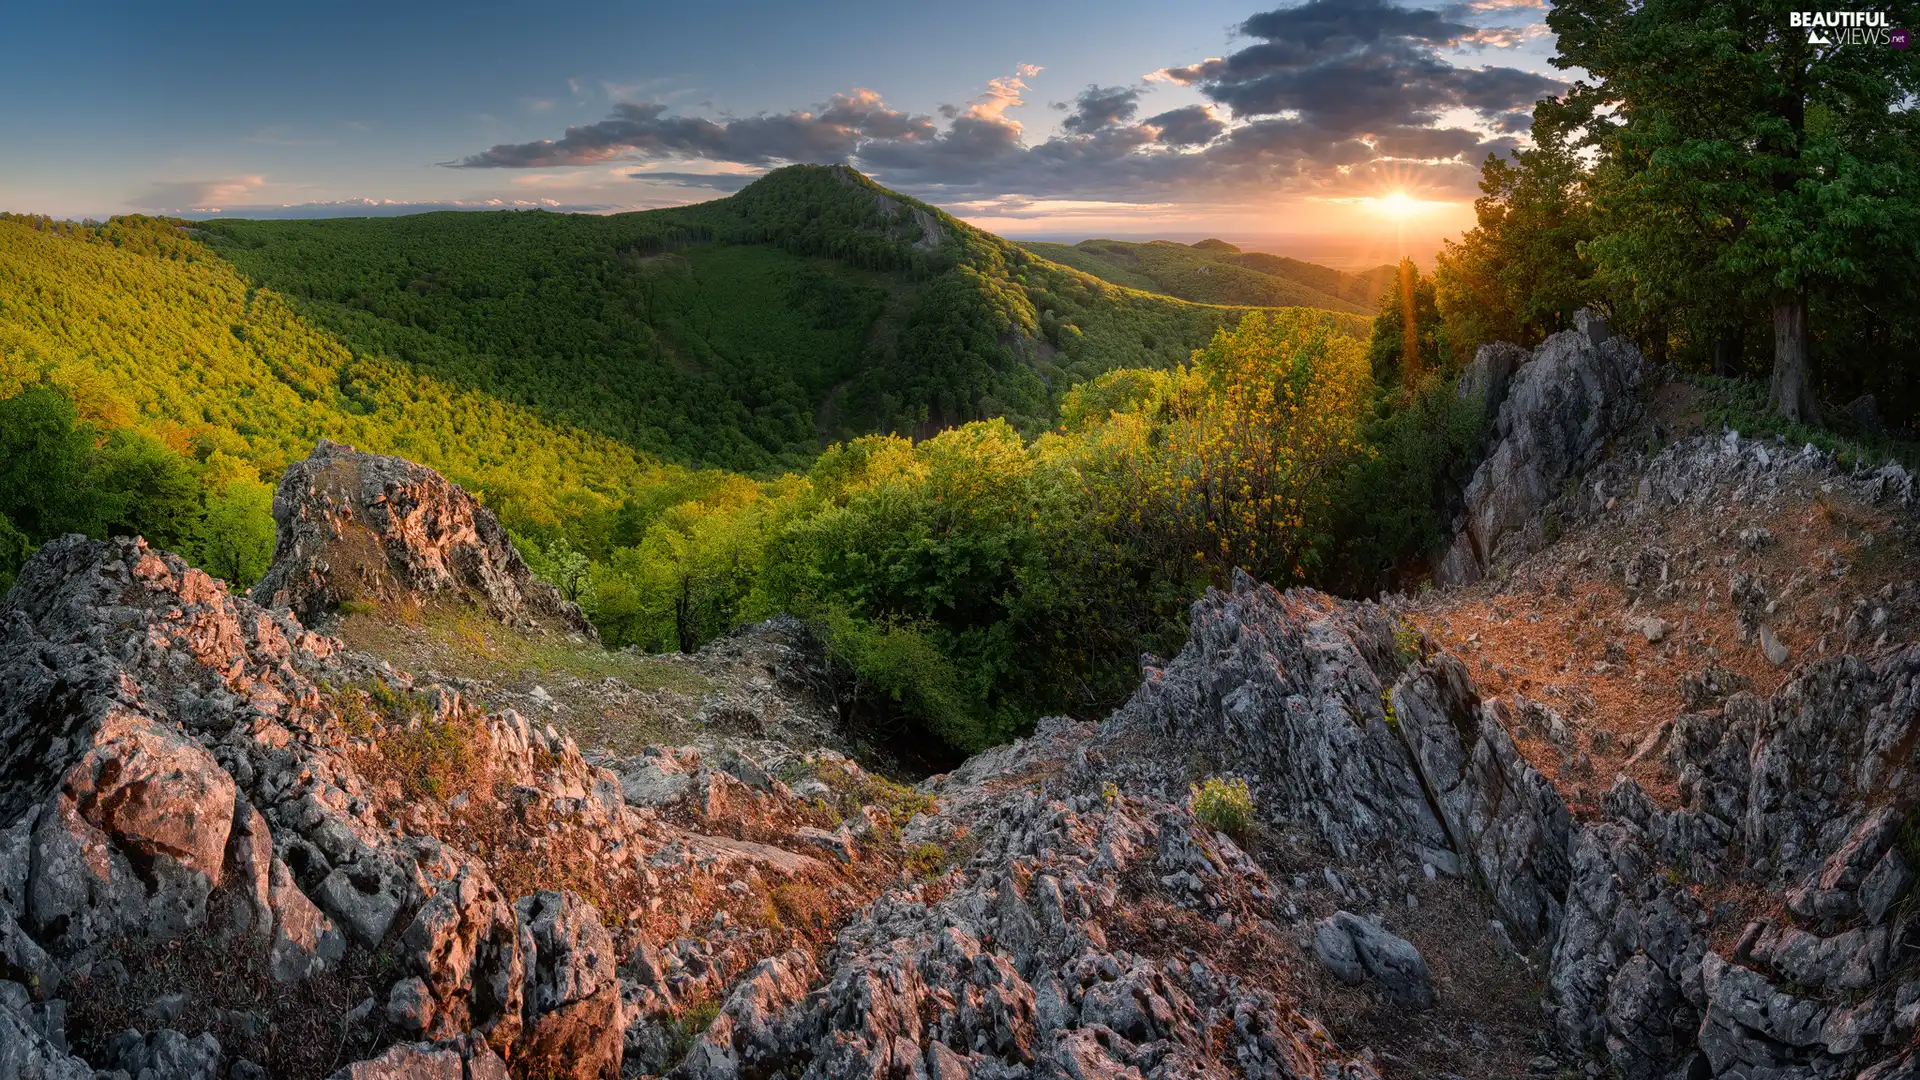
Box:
[666,999,724,1063]
[770,881,835,935]
[1190,776,1254,840]
[907,842,948,878]
[340,605,712,694]
[329,678,479,802]
[1687,374,1920,472]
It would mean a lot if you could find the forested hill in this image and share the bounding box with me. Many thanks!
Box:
[1021,237,1397,314]
[201,165,1367,473]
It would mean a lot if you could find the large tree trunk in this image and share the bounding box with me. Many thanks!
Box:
[1769,292,1819,424]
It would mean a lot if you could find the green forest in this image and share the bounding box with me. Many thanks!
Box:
[3,0,1918,761]
[202,166,1361,470]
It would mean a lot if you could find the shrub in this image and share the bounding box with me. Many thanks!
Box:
[1189,776,1254,839]
[907,842,947,878]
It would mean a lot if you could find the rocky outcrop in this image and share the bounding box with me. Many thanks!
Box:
[0,536,633,1076]
[252,439,592,635]
[1103,572,1571,946]
[1438,310,1647,586]
[0,528,1499,1077]
[1546,647,1920,1080]
[1106,577,1448,860]
[653,719,1387,1080]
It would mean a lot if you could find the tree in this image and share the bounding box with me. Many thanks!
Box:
[0,385,102,542]
[193,479,277,588]
[0,512,30,596]
[1434,128,1596,361]
[1548,0,1920,422]
[1367,259,1446,390]
[93,430,203,552]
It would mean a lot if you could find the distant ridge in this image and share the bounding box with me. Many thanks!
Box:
[198,165,1368,471]
[1019,237,1396,315]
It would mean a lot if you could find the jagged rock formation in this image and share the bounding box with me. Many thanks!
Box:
[252,440,593,635]
[1106,577,1571,949]
[6,369,1918,1079]
[1547,648,1920,1079]
[0,452,1436,1080]
[1438,310,1647,586]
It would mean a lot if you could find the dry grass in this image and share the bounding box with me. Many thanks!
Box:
[64,890,400,1080]
[1411,473,1919,819]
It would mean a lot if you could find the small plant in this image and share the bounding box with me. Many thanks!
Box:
[337,598,379,616]
[907,842,947,878]
[1382,690,1400,732]
[1189,776,1254,839]
[1100,781,1119,805]
[1392,621,1424,664]
[664,999,724,1062]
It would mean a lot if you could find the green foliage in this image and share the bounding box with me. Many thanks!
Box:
[0,385,102,540]
[0,175,1465,765]
[0,513,29,596]
[1189,776,1254,839]
[1328,374,1488,592]
[197,166,1351,465]
[0,211,675,547]
[906,842,948,878]
[194,479,277,589]
[1367,260,1447,389]
[0,381,281,589]
[1434,134,1598,360]
[1687,373,1920,472]
[1545,0,1920,419]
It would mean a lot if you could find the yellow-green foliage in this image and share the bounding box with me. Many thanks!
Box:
[907,842,948,877]
[335,678,478,802]
[1190,776,1254,839]
[0,215,672,526]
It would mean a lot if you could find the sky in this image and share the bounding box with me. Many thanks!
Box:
[0,0,1566,265]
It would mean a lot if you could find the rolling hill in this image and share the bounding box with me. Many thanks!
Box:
[202,166,1368,474]
[1020,237,1397,315]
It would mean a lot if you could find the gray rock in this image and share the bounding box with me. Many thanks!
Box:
[1457,341,1527,431]
[1102,571,1446,860]
[1760,623,1790,667]
[251,439,593,634]
[1437,312,1646,585]
[327,1043,465,1080]
[107,1028,223,1080]
[1312,911,1435,1011]
[515,890,622,1080]
[1391,656,1571,946]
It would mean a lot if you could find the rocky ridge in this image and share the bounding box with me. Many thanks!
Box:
[4,317,1919,1080]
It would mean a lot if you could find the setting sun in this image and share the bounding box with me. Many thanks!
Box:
[1374,191,1421,219]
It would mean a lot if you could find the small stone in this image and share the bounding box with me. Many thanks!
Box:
[1760,624,1791,667]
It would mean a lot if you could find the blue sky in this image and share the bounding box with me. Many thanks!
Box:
[0,0,1563,251]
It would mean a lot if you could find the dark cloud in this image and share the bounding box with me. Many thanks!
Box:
[1155,0,1564,138]
[447,91,935,168]
[1061,85,1141,133]
[628,171,762,191]
[1143,106,1226,147]
[1491,109,1534,133]
[436,7,1556,210]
